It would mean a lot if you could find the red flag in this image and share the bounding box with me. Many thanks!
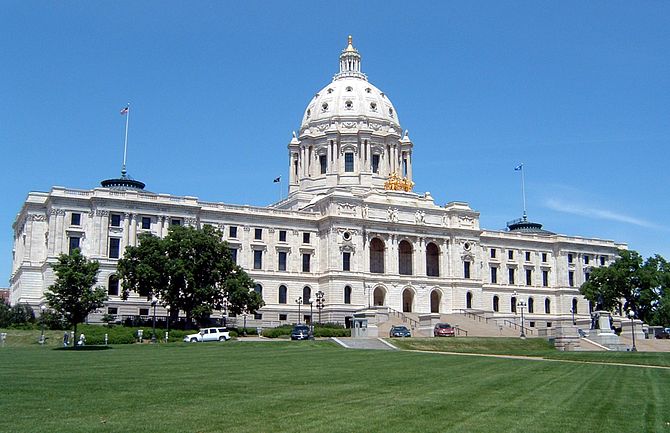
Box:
[120,107,129,115]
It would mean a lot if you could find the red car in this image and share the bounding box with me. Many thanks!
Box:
[434,323,456,337]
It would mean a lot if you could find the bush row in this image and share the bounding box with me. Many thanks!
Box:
[261,324,350,338]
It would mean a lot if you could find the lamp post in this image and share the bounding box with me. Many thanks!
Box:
[517,299,527,339]
[165,305,171,343]
[315,291,325,324]
[628,310,637,352]
[295,297,302,324]
[150,295,158,343]
[308,297,315,339]
[39,305,46,346]
[570,307,576,325]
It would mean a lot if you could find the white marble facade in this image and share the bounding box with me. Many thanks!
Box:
[9,38,625,328]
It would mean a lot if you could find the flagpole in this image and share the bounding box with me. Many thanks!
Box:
[520,164,527,220]
[122,103,130,177]
[278,178,282,202]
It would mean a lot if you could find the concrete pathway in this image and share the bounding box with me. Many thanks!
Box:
[331,337,398,350]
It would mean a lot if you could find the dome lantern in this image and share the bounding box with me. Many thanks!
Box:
[334,35,366,81]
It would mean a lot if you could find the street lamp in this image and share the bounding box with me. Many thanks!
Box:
[39,305,47,346]
[295,297,302,324]
[516,296,527,339]
[570,307,576,325]
[150,295,158,343]
[165,305,171,343]
[308,297,315,339]
[315,291,325,324]
[628,310,637,352]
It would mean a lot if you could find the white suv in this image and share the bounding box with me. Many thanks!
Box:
[183,327,231,343]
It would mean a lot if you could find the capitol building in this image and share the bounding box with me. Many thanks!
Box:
[10,37,624,333]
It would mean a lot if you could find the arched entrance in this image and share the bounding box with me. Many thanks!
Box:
[398,240,413,275]
[466,291,473,309]
[370,238,385,274]
[430,290,441,313]
[402,288,414,313]
[373,286,386,306]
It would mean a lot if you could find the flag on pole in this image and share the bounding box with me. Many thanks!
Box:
[120,106,129,115]
[514,164,523,171]
[273,176,281,183]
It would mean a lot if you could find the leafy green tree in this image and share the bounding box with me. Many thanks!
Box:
[9,303,35,326]
[45,249,108,345]
[118,225,260,327]
[0,300,11,328]
[225,270,264,317]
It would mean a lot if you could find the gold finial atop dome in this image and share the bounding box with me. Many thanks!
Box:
[345,35,356,52]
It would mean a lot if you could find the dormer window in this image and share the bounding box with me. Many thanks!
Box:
[365,87,371,93]
[370,102,377,111]
[388,108,394,117]
[322,102,328,111]
[327,88,333,94]
[346,86,353,92]
[306,109,311,118]
[345,100,353,109]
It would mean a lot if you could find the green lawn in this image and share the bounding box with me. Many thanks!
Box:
[1,340,669,433]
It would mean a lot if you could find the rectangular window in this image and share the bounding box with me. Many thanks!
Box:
[344,152,354,172]
[254,313,262,320]
[229,248,237,264]
[253,250,263,270]
[254,228,262,240]
[303,232,310,244]
[372,154,380,173]
[170,218,181,226]
[568,271,574,287]
[141,217,151,230]
[490,267,497,284]
[463,261,471,279]
[525,252,531,261]
[68,237,80,254]
[302,253,311,272]
[585,272,590,281]
[319,154,327,174]
[279,314,288,321]
[109,238,120,259]
[490,248,496,259]
[508,268,515,285]
[568,253,573,264]
[70,213,81,226]
[279,230,287,242]
[526,269,532,286]
[107,307,118,315]
[542,253,548,262]
[343,252,351,271]
[139,308,149,316]
[584,255,590,265]
[508,250,514,260]
[600,256,606,266]
[278,251,287,271]
[110,214,121,227]
[542,270,549,287]
[229,226,237,238]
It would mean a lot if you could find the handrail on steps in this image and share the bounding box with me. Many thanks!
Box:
[386,307,420,329]
[458,309,534,336]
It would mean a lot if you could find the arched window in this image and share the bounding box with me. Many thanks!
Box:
[402,288,414,312]
[528,297,534,314]
[430,290,441,313]
[344,286,352,304]
[493,295,499,312]
[278,285,287,304]
[302,286,311,304]
[108,275,119,296]
[398,240,413,275]
[572,298,578,314]
[373,287,385,306]
[511,296,517,313]
[466,291,473,309]
[426,242,440,277]
[254,284,263,301]
[370,238,385,274]
[545,298,551,314]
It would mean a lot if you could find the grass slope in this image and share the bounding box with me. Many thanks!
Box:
[1,341,669,433]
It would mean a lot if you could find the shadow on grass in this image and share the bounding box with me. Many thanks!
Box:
[54,345,112,351]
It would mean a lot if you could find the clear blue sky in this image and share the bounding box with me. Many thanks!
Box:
[2,2,669,285]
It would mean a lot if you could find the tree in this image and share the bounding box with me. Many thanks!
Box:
[580,249,669,325]
[118,225,261,327]
[0,300,11,328]
[45,249,108,345]
[225,270,264,317]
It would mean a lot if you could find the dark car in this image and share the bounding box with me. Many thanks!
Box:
[290,325,311,340]
[389,325,411,338]
[434,323,456,337]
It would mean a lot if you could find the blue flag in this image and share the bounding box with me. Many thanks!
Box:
[273,176,281,183]
[514,164,523,171]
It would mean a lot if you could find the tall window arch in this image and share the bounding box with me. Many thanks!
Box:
[108,275,119,296]
[254,284,263,300]
[511,296,517,313]
[528,297,534,314]
[344,285,352,304]
[493,295,499,312]
[545,298,551,314]
[572,298,578,314]
[370,238,385,274]
[466,291,473,309]
[373,286,386,306]
[398,240,413,275]
[278,285,287,304]
[402,288,414,313]
[302,286,311,304]
[430,290,441,313]
[426,242,440,277]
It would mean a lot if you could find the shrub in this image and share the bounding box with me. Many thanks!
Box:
[261,324,350,338]
[10,304,35,326]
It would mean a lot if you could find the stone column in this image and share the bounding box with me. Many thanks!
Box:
[129,213,137,246]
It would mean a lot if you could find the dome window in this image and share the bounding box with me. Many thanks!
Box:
[370,102,377,111]
[314,92,320,99]
[381,92,385,98]
[306,109,311,119]
[346,86,353,92]
[345,100,353,110]
[365,87,371,93]
[388,108,394,116]
[327,88,333,94]
[322,102,329,112]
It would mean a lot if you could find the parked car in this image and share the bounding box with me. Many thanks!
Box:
[434,323,456,337]
[290,324,311,340]
[183,327,231,343]
[389,325,411,338]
